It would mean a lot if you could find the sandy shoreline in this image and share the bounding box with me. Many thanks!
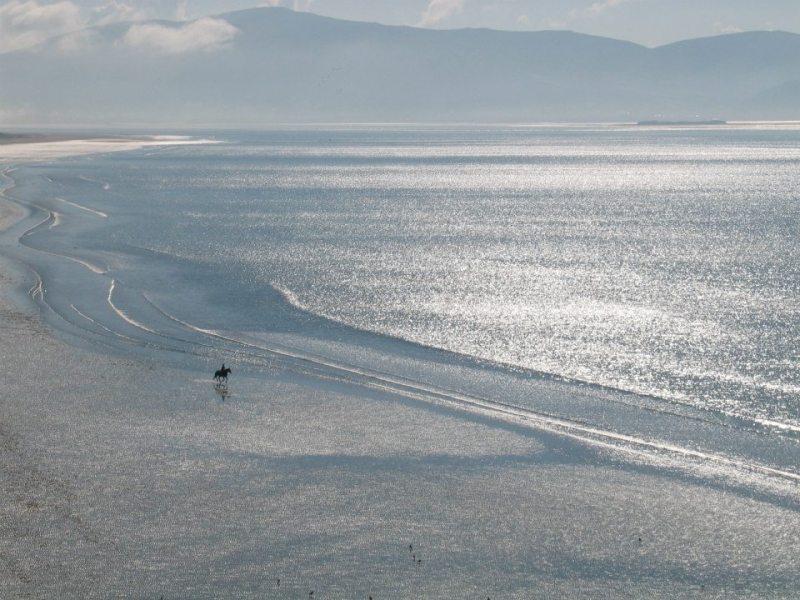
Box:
[1,138,799,598]
[0,136,218,163]
[0,135,217,237]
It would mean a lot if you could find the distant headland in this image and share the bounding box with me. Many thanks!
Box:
[636,119,727,126]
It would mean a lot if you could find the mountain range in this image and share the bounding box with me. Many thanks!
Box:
[2,7,799,126]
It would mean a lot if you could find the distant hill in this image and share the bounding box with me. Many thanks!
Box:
[1,7,799,125]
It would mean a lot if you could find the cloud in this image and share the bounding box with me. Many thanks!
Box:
[566,0,639,21]
[564,0,643,26]
[0,104,34,124]
[0,0,151,53]
[175,0,188,20]
[418,0,464,27]
[260,0,314,10]
[92,1,145,25]
[55,27,99,53]
[0,0,83,52]
[64,3,146,54]
[713,21,743,35]
[122,17,239,54]
[587,0,636,15]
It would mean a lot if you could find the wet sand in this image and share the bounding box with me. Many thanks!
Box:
[0,139,798,599]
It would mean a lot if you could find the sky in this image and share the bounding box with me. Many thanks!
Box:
[1,0,799,53]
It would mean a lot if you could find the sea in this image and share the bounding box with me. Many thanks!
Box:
[2,124,799,466]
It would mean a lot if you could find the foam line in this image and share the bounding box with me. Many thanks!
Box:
[70,303,140,343]
[29,244,106,274]
[50,251,105,274]
[140,293,237,350]
[754,418,800,434]
[16,209,107,274]
[107,280,159,335]
[77,175,107,186]
[19,210,52,239]
[57,197,108,218]
[48,211,62,230]
[29,274,44,300]
[270,281,739,430]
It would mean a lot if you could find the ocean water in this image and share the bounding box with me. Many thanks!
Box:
[3,125,799,448]
[3,124,800,599]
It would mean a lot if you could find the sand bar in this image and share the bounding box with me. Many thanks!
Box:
[0,136,217,163]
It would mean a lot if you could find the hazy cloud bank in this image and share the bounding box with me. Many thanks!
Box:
[0,0,143,52]
[587,0,638,16]
[122,17,239,54]
[0,0,238,55]
[0,0,82,51]
[260,0,314,11]
[418,0,463,27]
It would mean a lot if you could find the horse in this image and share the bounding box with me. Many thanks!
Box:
[214,366,231,384]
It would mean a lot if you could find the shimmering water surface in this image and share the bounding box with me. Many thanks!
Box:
[6,125,800,433]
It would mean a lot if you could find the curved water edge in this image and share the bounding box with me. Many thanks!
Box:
[0,138,798,500]
[136,293,800,486]
[271,279,800,438]
[18,250,800,498]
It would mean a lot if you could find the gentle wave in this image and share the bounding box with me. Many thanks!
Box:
[270,280,797,435]
[70,302,139,343]
[106,280,158,335]
[57,197,108,219]
[18,209,107,274]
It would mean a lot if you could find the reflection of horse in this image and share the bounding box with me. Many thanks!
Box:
[214,366,231,384]
[214,382,230,401]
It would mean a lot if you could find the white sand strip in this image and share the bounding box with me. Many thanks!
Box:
[0,137,219,163]
[0,136,219,233]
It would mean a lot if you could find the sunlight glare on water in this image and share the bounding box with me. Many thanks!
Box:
[38,126,800,431]
[206,129,799,429]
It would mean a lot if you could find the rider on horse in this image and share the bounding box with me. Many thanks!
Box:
[214,363,232,384]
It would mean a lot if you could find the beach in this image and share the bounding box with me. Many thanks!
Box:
[1,136,799,599]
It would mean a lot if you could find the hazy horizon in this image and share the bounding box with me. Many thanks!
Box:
[2,4,799,127]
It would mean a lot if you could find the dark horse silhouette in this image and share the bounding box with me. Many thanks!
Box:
[214,365,232,384]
